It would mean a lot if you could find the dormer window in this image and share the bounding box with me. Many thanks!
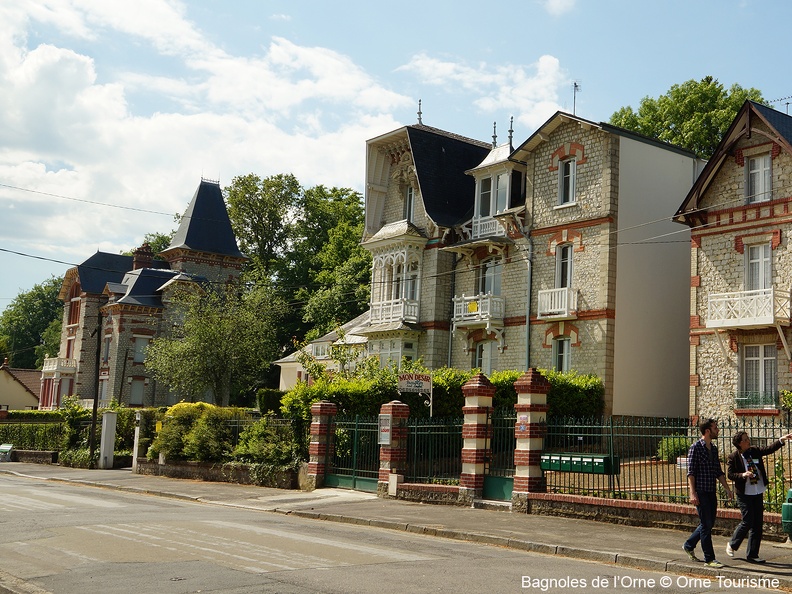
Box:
[746,154,771,204]
[558,159,576,206]
[476,173,510,218]
[403,186,414,221]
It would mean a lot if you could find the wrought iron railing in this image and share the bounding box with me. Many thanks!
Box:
[543,415,792,512]
[329,415,380,481]
[406,416,463,484]
[488,408,516,477]
[733,391,779,410]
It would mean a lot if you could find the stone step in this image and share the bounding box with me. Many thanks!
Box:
[472,499,512,512]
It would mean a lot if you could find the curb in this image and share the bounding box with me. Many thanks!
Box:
[3,468,792,592]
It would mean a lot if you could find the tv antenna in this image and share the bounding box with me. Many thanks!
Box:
[573,81,582,115]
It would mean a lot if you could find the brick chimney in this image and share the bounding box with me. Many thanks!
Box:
[133,243,154,270]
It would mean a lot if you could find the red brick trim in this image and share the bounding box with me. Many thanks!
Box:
[735,229,781,253]
[691,236,702,248]
[514,368,550,394]
[734,408,781,417]
[690,315,702,329]
[421,320,451,331]
[691,275,700,287]
[531,216,613,237]
[690,335,700,346]
[513,403,549,413]
[689,375,699,387]
[504,316,527,327]
[549,142,587,171]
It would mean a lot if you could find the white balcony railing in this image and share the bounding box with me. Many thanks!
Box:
[452,293,505,326]
[537,287,578,320]
[471,216,507,240]
[370,298,419,324]
[707,287,791,329]
[41,357,77,375]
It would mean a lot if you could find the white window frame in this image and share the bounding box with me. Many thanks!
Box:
[494,172,509,214]
[478,257,503,296]
[552,337,571,372]
[102,336,111,363]
[745,243,771,291]
[746,153,771,204]
[474,341,494,375]
[558,159,576,206]
[403,185,414,221]
[477,177,492,218]
[742,343,777,396]
[555,244,573,289]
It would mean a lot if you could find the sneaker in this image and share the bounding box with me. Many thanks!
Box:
[726,543,734,557]
[746,557,766,564]
[683,546,700,562]
[705,560,725,568]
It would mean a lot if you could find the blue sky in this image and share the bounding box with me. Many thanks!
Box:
[1,0,791,314]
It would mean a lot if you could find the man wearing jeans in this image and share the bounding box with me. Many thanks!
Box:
[683,418,733,568]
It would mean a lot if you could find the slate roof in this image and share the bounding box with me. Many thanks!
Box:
[115,268,189,308]
[167,179,245,259]
[406,125,491,228]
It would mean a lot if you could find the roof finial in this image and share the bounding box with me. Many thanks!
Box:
[508,116,514,150]
[492,121,497,148]
[417,99,422,124]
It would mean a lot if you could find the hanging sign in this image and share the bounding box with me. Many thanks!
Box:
[397,373,432,393]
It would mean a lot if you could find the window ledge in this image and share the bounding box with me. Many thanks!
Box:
[734,408,780,417]
[553,202,578,211]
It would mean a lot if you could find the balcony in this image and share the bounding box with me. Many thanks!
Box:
[452,293,505,329]
[537,287,578,320]
[370,298,419,324]
[41,357,77,375]
[733,391,779,410]
[707,287,791,329]
[471,216,506,240]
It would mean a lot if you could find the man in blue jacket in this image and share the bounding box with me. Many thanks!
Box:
[683,418,733,568]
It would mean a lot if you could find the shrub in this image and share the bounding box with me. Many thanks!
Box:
[490,370,522,409]
[182,406,240,462]
[147,402,215,461]
[256,388,285,413]
[542,369,604,418]
[59,396,91,450]
[232,413,303,483]
[59,447,97,468]
[656,434,693,463]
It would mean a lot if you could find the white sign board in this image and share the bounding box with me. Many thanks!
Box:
[397,373,432,394]
[378,414,392,445]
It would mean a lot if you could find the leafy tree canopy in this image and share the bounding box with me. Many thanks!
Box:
[145,283,288,407]
[0,276,63,368]
[609,76,765,158]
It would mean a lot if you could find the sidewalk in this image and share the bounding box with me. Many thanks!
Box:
[2,462,792,590]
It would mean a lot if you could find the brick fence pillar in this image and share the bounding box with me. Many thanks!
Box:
[512,368,550,512]
[306,400,337,491]
[377,400,410,498]
[459,373,495,505]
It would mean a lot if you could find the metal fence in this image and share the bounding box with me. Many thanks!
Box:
[405,416,463,484]
[0,421,65,450]
[544,415,792,512]
[329,415,380,481]
[489,408,516,478]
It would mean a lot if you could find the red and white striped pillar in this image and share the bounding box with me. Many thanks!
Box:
[512,368,550,511]
[460,373,495,504]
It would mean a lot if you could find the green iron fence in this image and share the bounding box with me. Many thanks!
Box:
[489,408,516,477]
[0,421,65,450]
[326,415,380,491]
[544,415,792,512]
[406,416,463,484]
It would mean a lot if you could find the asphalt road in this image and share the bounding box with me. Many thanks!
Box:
[0,473,781,594]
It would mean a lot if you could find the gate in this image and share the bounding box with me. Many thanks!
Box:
[483,407,515,500]
[324,415,380,492]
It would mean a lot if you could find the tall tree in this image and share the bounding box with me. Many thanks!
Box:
[609,76,765,158]
[0,277,63,368]
[145,284,287,407]
[224,173,302,277]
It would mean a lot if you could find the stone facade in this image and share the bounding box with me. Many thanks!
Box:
[677,103,792,420]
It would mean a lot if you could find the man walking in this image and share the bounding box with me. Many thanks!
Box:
[683,418,733,568]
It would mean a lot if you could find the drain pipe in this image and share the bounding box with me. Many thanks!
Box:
[524,237,533,371]
[447,252,457,368]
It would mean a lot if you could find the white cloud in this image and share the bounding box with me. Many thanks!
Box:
[543,0,577,16]
[398,53,567,130]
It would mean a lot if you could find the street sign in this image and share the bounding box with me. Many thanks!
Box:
[378,414,392,445]
[397,373,432,393]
